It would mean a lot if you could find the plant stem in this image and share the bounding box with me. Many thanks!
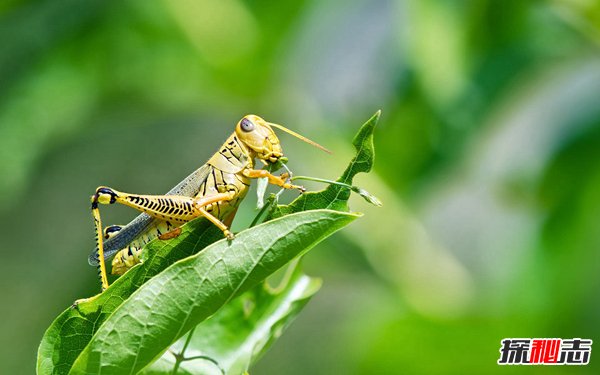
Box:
[291,175,353,189]
[183,356,226,375]
[171,327,196,375]
[250,194,277,227]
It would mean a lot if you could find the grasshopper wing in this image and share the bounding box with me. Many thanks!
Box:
[88,164,212,266]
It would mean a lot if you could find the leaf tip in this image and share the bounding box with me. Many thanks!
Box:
[354,187,383,207]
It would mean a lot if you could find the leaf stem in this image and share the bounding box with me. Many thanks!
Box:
[290,175,350,187]
[182,355,226,375]
[170,327,226,375]
[171,327,196,375]
[250,194,277,228]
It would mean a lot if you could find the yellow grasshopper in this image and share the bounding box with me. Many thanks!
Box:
[89,115,330,291]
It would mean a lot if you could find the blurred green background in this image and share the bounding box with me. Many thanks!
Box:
[1,0,600,373]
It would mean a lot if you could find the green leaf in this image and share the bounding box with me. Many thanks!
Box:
[68,209,357,374]
[141,261,321,375]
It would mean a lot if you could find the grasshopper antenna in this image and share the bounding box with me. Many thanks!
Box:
[267,122,332,154]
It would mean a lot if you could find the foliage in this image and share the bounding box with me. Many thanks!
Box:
[37,114,378,374]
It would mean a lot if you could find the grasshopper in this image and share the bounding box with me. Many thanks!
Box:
[89,115,330,291]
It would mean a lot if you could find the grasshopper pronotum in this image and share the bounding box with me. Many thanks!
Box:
[89,115,330,291]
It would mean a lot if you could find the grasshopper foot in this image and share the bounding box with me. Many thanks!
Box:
[282,183,305,192]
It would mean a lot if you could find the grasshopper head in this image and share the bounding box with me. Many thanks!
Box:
[235,115,283,164]
[235,114,331,165]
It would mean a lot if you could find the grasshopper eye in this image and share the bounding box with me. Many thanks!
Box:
[240,118,254,132]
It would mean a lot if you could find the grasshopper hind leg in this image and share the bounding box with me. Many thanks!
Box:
[91,190,112,291]
[91,186,238,290]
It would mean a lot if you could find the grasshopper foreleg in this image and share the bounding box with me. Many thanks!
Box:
[242,169,305,192]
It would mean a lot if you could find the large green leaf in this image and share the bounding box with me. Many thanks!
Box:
[68,209,357,374]
[141,261,321,375]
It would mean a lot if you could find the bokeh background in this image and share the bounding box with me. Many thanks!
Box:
[1,0,600,374]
